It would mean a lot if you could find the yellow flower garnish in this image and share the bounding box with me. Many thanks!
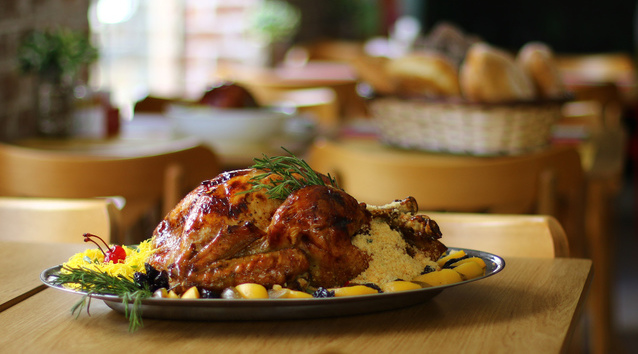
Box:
[62,239,154,282]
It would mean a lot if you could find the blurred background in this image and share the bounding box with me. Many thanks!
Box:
[0,1,637,352]
[2,0,636,137]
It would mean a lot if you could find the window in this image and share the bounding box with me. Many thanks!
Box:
[89,0,265,118]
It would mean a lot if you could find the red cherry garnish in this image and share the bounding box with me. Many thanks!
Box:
[104,245,127,264]
[83,233,127,264]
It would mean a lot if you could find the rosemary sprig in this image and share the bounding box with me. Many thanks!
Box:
[54,266,151,332]
[244,148,340,200]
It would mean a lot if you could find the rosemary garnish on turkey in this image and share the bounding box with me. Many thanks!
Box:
[244,148,340,200]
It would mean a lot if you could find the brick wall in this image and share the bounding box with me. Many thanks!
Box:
[0,0,90,141]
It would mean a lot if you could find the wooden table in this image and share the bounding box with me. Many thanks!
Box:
[19,112,311,171]
[0,238,592,352]
[0,241,87,312]
[556,53,637,107]
[14,128,203,158]
[217,61,357,89]
[216,61,367,122]
[327,129,625,354]
[12,116,256,171]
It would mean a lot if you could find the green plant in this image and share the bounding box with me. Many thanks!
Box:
[324,0,380,40]
[17,28,98,83]
[249,0,301,43]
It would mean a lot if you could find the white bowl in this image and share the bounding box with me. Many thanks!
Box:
[167,104,290,156]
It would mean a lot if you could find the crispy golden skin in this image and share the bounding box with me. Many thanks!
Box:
[149,168,446,294]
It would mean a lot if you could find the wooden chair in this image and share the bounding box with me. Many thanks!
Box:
[0,197,122,244]
[568,83,624,130]
[307,139,586,257]
[426,212,569,258]
[0,142,220,244]
[429,211,581,353]
[556,100,605,142]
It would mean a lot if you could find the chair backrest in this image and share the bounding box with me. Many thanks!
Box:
[0,142,220,244]
[0,197,122,244]
[308,139,586,257]
[568,83,624,130]
[427,212,569,258]
[558,100,605,138]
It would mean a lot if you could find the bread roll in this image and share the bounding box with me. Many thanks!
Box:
[517,42,567,99]
[351,55,397,95]
[421,21,481,67]
[385,52,461,97]
[460,42,535,103]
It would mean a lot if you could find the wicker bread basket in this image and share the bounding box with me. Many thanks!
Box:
[370,97,563,156]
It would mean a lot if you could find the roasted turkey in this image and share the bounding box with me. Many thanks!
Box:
[148,168,446,294]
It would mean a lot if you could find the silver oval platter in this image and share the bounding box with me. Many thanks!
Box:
[41,248,505,321]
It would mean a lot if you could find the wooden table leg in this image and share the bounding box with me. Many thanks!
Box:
[585,178,617,354]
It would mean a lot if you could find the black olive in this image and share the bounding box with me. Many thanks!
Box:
[144,263,160,280]
[134,272,149,288]
[421,265,436,274]
[200,289,221,299]
[149,270,169,292]
[360,283,382,292]
[312,287,335,298]
[442,255,470,269]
